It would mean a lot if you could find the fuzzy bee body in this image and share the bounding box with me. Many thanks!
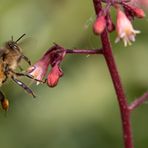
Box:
[0,34,37,111]
[0,40,23,85]
[3,47,21,70]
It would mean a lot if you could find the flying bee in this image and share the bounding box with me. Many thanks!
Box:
[0,34,41,111]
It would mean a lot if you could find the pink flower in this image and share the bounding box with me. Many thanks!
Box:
[28,44,65,86]
[122,3,145,19]
[130,6,145,18]
[115,9,140,46]
[47,65,63,87]
[28,55,50,85]
[93,14,106,35]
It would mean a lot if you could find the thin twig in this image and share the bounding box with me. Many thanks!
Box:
[129,92,148,111]
[66,48,103,54]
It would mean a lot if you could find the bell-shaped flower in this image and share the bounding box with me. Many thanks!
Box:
[28,44,66,86]
[28,55,50,85]
[47,65,63,87]
[115,9,140,46]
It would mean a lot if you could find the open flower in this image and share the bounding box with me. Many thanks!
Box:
[28,44,65,86]
[28,58,50,85]
[27,48,51,85]
[115,9,140,46]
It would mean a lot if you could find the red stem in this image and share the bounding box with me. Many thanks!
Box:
[129,92,148,111]
[93,0,133,148]
[66,48,103,54]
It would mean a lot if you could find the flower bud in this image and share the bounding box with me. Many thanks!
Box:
[106,15,115,32]
[123,3,145,19]
[47,65,63,87]
[93,15,106,35]
[132,6,145,18]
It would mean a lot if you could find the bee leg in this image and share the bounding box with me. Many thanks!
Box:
[11,76,36,98]
[0,91,5,102]
[21,73,46,83]
[2,64,9,84]
[2,75,8,84]
[11,70,45,83]
[21,55,31,65]
[5,67,44,83]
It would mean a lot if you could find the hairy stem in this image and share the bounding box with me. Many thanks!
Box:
[93,0,133,148]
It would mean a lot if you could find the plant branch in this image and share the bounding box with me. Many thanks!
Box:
[129,92,148,111]
[93,0,133,148]
[66,48,103,54]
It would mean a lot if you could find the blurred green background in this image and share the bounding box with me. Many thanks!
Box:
[0,0,147,148]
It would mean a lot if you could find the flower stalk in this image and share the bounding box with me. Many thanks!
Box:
[66,48,103,54]
[129,92,148,111]
[93,0,133,148]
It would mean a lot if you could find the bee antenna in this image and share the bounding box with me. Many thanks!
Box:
[15,34,26,43]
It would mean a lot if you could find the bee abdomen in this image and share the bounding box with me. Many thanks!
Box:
[0,68,6,86]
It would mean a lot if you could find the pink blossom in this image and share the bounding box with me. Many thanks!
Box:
[28,44,65,86]
[28,56,50,85]
[93,15,106,35]
[47,65,63,87]
[122,3,145,19]
[115,9,140,46]
[131,6,145,18]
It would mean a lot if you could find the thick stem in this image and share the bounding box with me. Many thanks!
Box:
[93,0,133,148]
[102,29,133,148]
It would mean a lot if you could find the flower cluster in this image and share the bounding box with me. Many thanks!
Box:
[28,44,66,87]
[93,0,145,46]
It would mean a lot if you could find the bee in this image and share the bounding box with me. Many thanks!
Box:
[0,34,40,111]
